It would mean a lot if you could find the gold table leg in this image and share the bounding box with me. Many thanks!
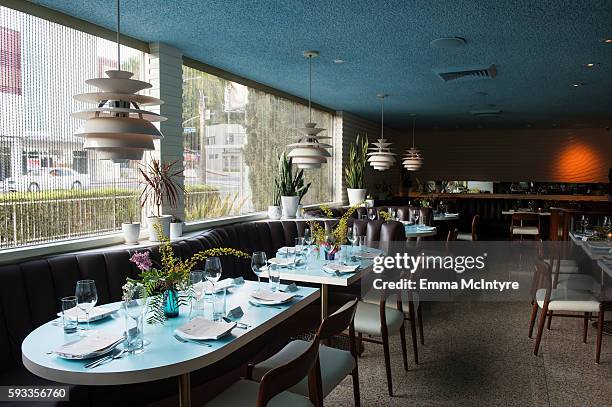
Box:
[321,284,328,321]
[178,372,191,407]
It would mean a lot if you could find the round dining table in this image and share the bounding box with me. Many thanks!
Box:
[21,281,318,407]
[403,224,438,238]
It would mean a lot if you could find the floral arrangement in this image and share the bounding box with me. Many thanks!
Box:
[128,228,249,324]
[378,210,391,221]
[307,205,359,256]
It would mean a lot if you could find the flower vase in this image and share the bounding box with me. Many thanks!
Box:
[163,288,179,318]
[324,245,340,261]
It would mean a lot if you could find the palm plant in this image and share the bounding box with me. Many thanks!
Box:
[275,152,311,202]
[139,159,184,217]
[344,134,369,189]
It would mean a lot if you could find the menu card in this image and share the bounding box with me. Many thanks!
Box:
[250,289,294,303]
[175,317,235,340]
[322,263,359,274]
[55,333,123,357]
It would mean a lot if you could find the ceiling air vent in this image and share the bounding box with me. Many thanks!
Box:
[435,64,497,82]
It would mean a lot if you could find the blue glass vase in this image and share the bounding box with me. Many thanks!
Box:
[163,288,179,319]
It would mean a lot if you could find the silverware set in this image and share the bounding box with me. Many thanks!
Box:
[173,334,213,347]
[84,348,126,369]
[248,300,281,309]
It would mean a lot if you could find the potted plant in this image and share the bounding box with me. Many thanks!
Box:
[128,228,249,322]
[122,201,141,245]
[267,180,282,220]
[276,152,310,218]
[140,159,183,242]
[170,216,183,239]
[345,134,369,205]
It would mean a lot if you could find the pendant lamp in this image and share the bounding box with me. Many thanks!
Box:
[367,94,396,171]
[402,114,423,171]
[288,51,332,169]
[71,0,165,163]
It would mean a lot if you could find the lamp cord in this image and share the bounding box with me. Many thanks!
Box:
[116,0,121,69]
[412,116,416,148]
[308,55,312,123]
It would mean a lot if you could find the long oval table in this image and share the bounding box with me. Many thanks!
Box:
[22,281,319,407]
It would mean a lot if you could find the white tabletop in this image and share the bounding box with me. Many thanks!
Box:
[433,213,459,221]
[263,246,383,287]
[22,281,318,386]
[404,224,437,238]
[501,210,551,216]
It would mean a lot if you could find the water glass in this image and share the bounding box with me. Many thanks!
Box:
[61,296,78,334]
[295,237,307,267]
[212,288,227,321]
[75,280,98,336]
[123,284,147,354]
[358,235,367,253]
[190,271,204,318]
[251,251,267,289]
[268,264,281,292]
[283,247,297,269]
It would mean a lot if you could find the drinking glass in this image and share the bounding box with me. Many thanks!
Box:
[212,288,227,321]
[75,280,97,336]
[368,209,377,221]
[295,237,306,267]
[204,257,222,294]
[251,251,267,289]
[190,271,204,318]
[61,296,78,334]
[358,235,367,253]
[303,228,313,246]
[123,285,147,354]
[389,208,397,221]
[268,264,281,292]
[414,213,420,225]
[346,227,358,257]
[581,215,589,234]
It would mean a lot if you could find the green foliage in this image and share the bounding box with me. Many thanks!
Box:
[185,191,246,220]
[274,152,311,201]
[344,134,369,189]
[139,160,184,217]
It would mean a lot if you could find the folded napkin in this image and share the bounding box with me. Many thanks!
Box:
[444,213,459,217]
[175,317,235,341]
[58,306,113,321]
[277,246,297,253]
[268,257,295,266]
[215,278,236,290]
[55,333,123,357]
[250,289,295,303]
[356,251,380,259]
[416,225,436,231]
[322,263,359,274]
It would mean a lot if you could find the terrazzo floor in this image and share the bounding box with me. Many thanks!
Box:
[324,301,612,407]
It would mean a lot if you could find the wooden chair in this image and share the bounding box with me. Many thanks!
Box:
[457,214,479,241]
[249,299,360,407]
[354,287,409,396]
[528,259,604,363]
[510,212,540,240]
[205,336,320,406]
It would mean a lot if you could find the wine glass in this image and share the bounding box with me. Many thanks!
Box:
[204,257,222,295]
[581,215,589,234]
[190,271,204,317]
[251,251,267,290]
[414,213,420,225]
[347,226,358,257]
[75,280,98,336]
[304,228,313,245]
[368,209,377,221]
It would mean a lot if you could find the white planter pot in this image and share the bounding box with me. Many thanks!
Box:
[147,215,172,242]
[281,196,299,219]
[122,223,140,244]
[268,205,282,220]
[347,188,367,206]
[170,222,183,239]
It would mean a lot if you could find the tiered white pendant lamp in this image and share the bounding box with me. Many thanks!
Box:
[71,0,165,163]
[288,51,332,169]
[402,114,423,171]
[367,94,396,171]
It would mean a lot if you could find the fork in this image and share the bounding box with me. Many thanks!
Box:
[222,317,250,329]
[248,300,281,309]
[173,334,213,347]
[85,348,126,369]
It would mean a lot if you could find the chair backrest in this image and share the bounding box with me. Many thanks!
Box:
[530,259,552,302]
[257,336,321,407]
[397,206,411,221]
[446,228,459,242]
[317,298,359,341]
[419,207,433,226]
[471,214,480,241]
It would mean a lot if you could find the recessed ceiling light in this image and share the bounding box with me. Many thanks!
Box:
[430,37,466,49]
[584,62,598,68]
[605,39,612,43]
[571,82,585,87]
[333,59,345,64]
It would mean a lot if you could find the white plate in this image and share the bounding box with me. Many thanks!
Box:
[175,318,236,341]
[54,337,124,360]
[57,306,117,322]
[250,297,294,305]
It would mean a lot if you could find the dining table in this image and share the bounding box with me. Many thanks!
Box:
[433,213,459,221]
[21,281,319,407]
[263,246,384,321]
[403,224,438,238]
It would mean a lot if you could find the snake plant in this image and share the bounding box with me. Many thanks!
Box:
[275,152,311,202]
[344,134,369,189]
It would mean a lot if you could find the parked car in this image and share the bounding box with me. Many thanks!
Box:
[4,168,90,192]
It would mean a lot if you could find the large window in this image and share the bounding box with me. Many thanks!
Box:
[182,65,334,221]
[0,6,144,249]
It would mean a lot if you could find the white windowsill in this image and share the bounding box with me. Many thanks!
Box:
[0,202,345,266]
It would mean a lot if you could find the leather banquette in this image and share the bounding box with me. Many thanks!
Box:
[0,218,405,406]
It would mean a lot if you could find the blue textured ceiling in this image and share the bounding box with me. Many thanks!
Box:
[28,0,612,129]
